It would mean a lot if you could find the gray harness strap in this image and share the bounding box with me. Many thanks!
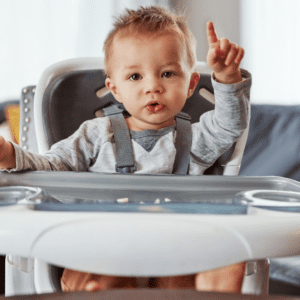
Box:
[172,112,192,175]
[103,105,137,173]
[104,105,192,175]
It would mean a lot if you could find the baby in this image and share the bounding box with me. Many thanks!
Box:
[0,5,251,293]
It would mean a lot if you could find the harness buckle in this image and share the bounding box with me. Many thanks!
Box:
[175,111,191,121]
[115,164,137,174]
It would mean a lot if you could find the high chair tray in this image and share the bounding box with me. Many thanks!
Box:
[1,171,300,203]
[0,171,300,276]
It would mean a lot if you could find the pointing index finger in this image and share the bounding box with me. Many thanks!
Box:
[207,21,218,46]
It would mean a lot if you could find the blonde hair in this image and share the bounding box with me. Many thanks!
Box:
[104,6,196,76]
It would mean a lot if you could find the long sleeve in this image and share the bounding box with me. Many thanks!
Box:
[2,71,251,175]
[5,117,111,172]
[190,68,251,168]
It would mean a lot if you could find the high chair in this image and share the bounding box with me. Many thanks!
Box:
[2,57,299,297]
[23,57,248,175]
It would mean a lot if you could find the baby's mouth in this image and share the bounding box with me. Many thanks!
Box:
[146,102,165,113]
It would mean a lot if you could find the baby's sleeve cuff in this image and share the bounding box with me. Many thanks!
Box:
[4,142,25,172]
[211,68,252,93]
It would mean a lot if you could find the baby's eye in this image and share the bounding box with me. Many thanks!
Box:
[162,71,174,78]
[129,73,142,81]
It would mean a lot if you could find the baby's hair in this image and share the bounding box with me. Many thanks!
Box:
[104,5,196,76]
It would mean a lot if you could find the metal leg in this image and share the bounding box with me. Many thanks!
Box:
[242,259,270,294]
[5,255,36,296]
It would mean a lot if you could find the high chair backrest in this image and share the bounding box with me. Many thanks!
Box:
[23,57,248,175]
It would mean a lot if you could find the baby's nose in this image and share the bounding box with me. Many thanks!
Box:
[145,77,164,94]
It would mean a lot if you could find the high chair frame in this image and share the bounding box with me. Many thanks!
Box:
[3,57,275,297]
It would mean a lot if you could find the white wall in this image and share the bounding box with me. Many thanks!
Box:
[171,0,240,63]
[0,0,169,103]
[240,0,300,105]
[0,0,114,102]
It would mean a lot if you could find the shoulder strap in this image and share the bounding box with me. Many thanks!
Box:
[103,105,192,175]
[103,105,137,174]
[172,112,192,175]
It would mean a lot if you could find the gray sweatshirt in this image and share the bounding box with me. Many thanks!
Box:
[9,69,251,175]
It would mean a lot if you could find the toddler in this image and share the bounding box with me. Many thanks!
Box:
[0,5,251,294]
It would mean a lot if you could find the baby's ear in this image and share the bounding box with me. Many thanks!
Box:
[105,78,122,102]
[187,72,200,98]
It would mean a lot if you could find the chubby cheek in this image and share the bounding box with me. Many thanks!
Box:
[115,84,134,103]
[123,102,137,113]
[173,83,190,102]
[173,78,190,96]
[119,96,140,115]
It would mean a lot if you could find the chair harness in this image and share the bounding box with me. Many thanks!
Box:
[103,105,192,175]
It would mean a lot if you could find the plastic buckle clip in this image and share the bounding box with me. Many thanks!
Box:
[115,164,137,174]
[103,105,124,116]
[175,111,191,121]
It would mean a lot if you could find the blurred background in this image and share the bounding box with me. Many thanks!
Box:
[0,0,299,105]
[1,1,300,296]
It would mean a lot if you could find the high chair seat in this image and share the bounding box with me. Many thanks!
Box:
[3,57,255,296]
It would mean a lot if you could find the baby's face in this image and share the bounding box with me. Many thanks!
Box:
[105,31,199,131]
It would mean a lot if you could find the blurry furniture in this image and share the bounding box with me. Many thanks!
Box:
[240,104,300,295]
[240,105,300,181]
[0,99,19,295]
[0,100,20,144]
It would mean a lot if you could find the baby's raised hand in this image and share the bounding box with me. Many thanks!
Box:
[206,21,244,84]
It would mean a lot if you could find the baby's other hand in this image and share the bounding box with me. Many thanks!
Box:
[84,276,137,292]
[85,281,102,292]
[206,21,244,84]
[0,136,16,169]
